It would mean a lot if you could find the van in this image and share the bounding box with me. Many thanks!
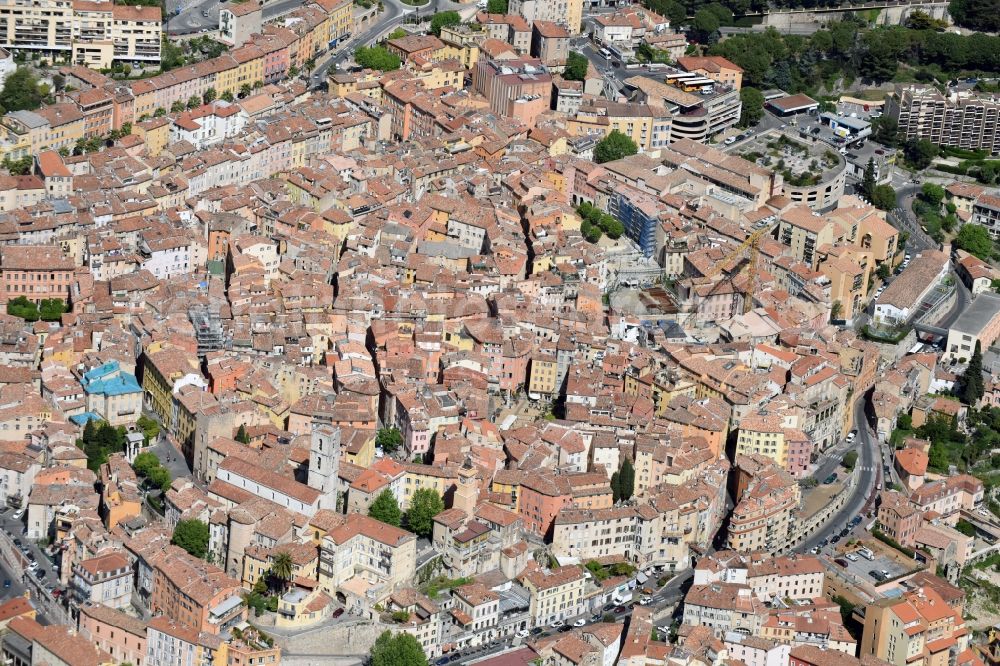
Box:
[599,48,611,59]
[859,547,875,561]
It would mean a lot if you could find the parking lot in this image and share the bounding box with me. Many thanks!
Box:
[832,539,916,585]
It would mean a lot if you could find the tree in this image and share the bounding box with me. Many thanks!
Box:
[602,216,625,239]
[738,87,764,128]
[903,138,937,170]
[920,182,945,207]
[388,27,408,39]
[594,130,638,164]
[405,488,444,537]
[0,68,45,113]
[236,424,251,444]
[955,223,993,260]
[171,100,185,113]
[83,419,97,449]
[871,116,899,147]
[2,156,31,176]
[581,219,603,243]
[221,91,235,102]
[370,631,428,666]
[38,298,65,321]
[133,451,160,477]
[897,413,913,431]
[269,550,294,591]
[831,595,855,627]
[369,489,402,527]
[202,87,217,105]
[876,263,891,281]
[861,158,876,200]
[487,0,507,11]
[429,11,461,36]
[956,518,977,537]
[52,73,65,92]
[353,46,401,71]
[244,590,267,617]
[289,65,300,78]
[240,83,252,98]
[6,296,38,322]
[618,458,635,501]
[842,450,858,470]
[610,470,622,503]
[137,415,160,442]
[870,184,897,211]
[961,341,985,405]
[171,519,209,559]
[691,8,720,43]
[830,300,843,322]
[186,95,201,109]
[949,0,1000,32]
[860,35,898,83]
[148,466,172,492]
[376,427,403,453]
[564,51,588,82]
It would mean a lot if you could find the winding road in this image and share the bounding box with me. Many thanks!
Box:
[797,396,881,555]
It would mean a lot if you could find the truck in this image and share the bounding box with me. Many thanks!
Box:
[612,591,633,605]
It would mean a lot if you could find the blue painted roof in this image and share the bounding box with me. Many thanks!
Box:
[81,361,141,397]
[69,412,102,426]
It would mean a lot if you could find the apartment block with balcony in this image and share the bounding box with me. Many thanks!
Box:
[0,0,160,68]
[888,85,1000,154]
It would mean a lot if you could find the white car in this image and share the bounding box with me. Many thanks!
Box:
[724,136,737,145]
[550,620,564,629]
[639,596,653,605]
[573,619,586,627]
[516,630,530,638]
[12,509,23,520]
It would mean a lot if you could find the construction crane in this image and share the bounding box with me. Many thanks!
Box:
[688,219,777,322]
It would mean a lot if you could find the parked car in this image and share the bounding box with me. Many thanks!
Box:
[517,630,530,638]
[550,620,565,629]
[12,509,23,520]
[573,619,586,627]
[835,558,848,567]
[846,552,859,562]
[3,579,9,588]
[331,608,344,619]
[435,658,450,666]
[823,473,838,484]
